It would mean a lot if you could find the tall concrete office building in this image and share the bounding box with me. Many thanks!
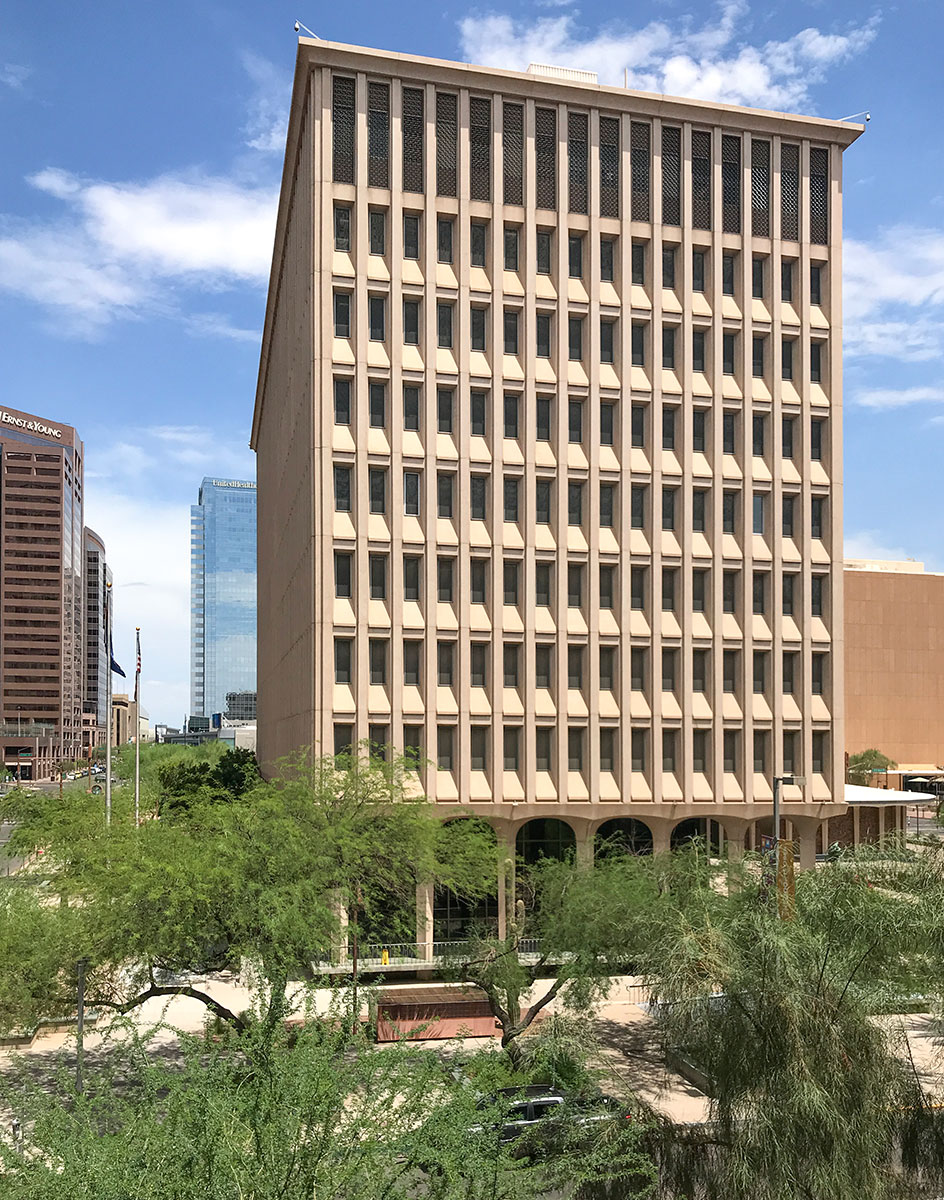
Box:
[0,405,86,777]
[252,40,862,879]
[190,477,257,719]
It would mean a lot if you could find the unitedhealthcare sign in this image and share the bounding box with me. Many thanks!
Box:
[0,411,63,440]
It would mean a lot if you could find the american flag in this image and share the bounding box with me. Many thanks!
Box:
[135,627,141,675]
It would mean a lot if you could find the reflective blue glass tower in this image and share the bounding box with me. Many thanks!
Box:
[190,478,257,718]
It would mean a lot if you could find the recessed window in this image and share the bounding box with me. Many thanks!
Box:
[781,259,793,303]
[437,217,454,264]
[502,642,521,690]
[631,484,646,530]
[403,385,420,432]
[631,566,646,611]
[751,257,764,299]
[782,574,796,617]
[437,556,455,603]
[783,651,797,695]
[782,339,794,381]
[692,329,706,374]
[334,292,352,338]
[692,409,707,452]
[631,242,645,286]
[536,396,552,441]
[631,404,645,448]
[692,567,706,612]
[471,390,488,438]
[369,467,387,515]
[722,253,736,296]
[662,246,676,289]
[600,727,616,773]
[662,568,677,612]
[600,237,615,282]
[600,402,615,446]
[810,263,823,306]
[504,393,520,440]
[403,299,420,346]
[334,466,352,513]
[568,234,583,279]
[693,729,708,774]
[369,638,388,685]
[600,319,615,364]
[568,317,584,361]
[437,472,455,518]
[631,324,645,366]
[334,637,353,684]
[536,727,553,772]
[723,649,738,693]
[437,302,453,349]
[753,650,767,695]
[811,496,825,540]
[752,492,765,535]
[470,643,488,687]
[752,413,766,457]
[812,731,828,776]
[567,645,584,690]
[568,727,585,772]
[503,309,519,355]
[782,494,795,538]
[662,407,677,450]
[470,221,487,267]
[782,415,795,460]
[504,476,520,523]
[811,419,824,461]
[752,571,766,615]
[753,730,768,774]
[692,489,707,533]
[631,729,647,773]
[470,726,488,771]
[662,486,676,531]
[470,306,488,352]
[535,562,553,607]
[692,649,708,693]
[403,556,421,602]
[437,726,455,771]
[369,210,386,256]
[567,481,584,526]
[368,295,386,342]
[470,474,488,522]
[471,559,487,605]
[722,411,737,455]
[334,551,352,598]
[567,563,584,608]
[662,326,677,370]
[402,724,423,768]
[403,641,422,686]
[631,647,647,691]
[437,388,454,434]
[662,648,677,693]
[692,249,705,292]
[536,230,552,275]
[810,342,823,383]
[723,570,737,614]
[403,213,420,260]
[403,470,420,516]
[503,560,520,606]
[599,564,615,609]
[722,490,737,534]
[568,399,584,443]
[812,653,826,696]
[600,482,615,528]
[752,336,765,378]
[334,378,352,425]
[537,312,552,358]
[334,205,352,251]
[504,225,519,271]
[723,730,739,774]
[535,478,552,524]
[723,332,736,375]
[369,553,387,600]
[504,727,521,771]
[369,382,386,429]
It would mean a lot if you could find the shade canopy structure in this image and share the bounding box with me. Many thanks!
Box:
[845,783,935,806]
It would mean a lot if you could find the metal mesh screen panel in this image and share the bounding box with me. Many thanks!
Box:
[630,122,650,220]
[599,115,620,218]
[402,87,425,193]
[721,134,741,233]
[535,107,557,210]
[367,82,390,188]
[751,138,770,237]
[436,92,458,197]
[810,146,829,244]
[692,130,711,229]
[332,75,356,184]
[503,102,524,205]
[781,143,799,241]
[662,125,681,225]
[568,111,588,214]
[469,97,491,201]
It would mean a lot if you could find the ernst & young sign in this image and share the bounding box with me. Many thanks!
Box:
[0,411,63,440]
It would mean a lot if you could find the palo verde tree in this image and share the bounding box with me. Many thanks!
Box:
[0,745,497,1036]
[846,747,898,786]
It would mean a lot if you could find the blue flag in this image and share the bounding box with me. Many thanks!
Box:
[110,636,126,678]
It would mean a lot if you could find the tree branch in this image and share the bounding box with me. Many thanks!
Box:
[87,985,247,1033]
[506,976,563,1040]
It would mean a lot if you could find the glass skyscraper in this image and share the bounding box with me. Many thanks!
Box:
[190,478,257,718]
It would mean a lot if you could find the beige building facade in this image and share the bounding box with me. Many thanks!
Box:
[845,560,944,770]
[252,39,863,900]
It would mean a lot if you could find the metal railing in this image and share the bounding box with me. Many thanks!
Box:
[314,938,545,971]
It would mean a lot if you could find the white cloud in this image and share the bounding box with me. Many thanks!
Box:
[0,63,30,90]
[852,386,944,410]
[458,2,878,110]
[844,530,916,564]
[242,53,290,152]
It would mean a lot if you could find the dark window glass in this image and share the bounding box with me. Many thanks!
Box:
[469,305,487,352]
[631,729,647,773]
[370,638,388,685]
[470,221,487,267]
[662,326,676,369]
[403,385,420,432]
[471,391,487,437]
[600,402,615,446]
[753,571,766,614]
[567,564,584,608]
[692,409,707,452]
[722,252,735,295]
[437,557,455,602]
[503,560,520,606]
[692,249,705,292]
[631,405,645,448]
[334,291,351,338]
[812,653,826,696]
[600,237,615,282]
[811,496,825,540]
[567,645,584,689]
[437,726,455,770]
[723,332,736,375]
[334,638,352,683]
[632,242,645,286]
[504,642,521,688]
[692,329,706,373]
[692,649,707,693]
[568,234,583,279]
[437,388,453,434]
[369,553,387,600]
[752,492,765,535]
[504,226,519,271]
[600,320,615,364]
[437,303,453,349]
[631,484,646,530]
[781,259,793,302]
[437,472,454,518]
[537,312,552,358]
[782,494,795,538]
[811,419,824,462]
[693,729,708,774]
[504,393,519,439]
[334,466,351,512]
[599,564,615,609]
[811,573,826,616]
[503,476,520,523]
[369,382,386,428]
[692,568,706,611]
[439,218,453,262]
[403,213,420,260]
[662,568,676,612]
[370,209,386,256]
[403,556,421,601]
[504,309,519,355]
[470,560,487,605]
[537,396,552,441]
[783,652,796,694]
[334,205,351,251]
[782,416,795,459]
[752,257,764,299]
[470,726,488,769]
[692,489,706,532]
[536,230,552,275]
[535,478,552,524]
[567,481,583,526]
[630,566,646,611]
[810,342,823,383]
[334,378,352,425]
[782,339,794,381]
[723,649,738,693]
[723,411,736,455]
[810,263,823,306]
[723,731,739,774]
[722,490,737,533]
[368,295,385,341]
[403,641,421,686]
[600,482,615,528]
[662,407,676,450]
[470,474,488,522]
[782,574,795,616]
[335,552,352,598]
[662,649,677,693]
[568,317,583,361]
[723,570,737,614]
[662,246,676,289]
[369,467,387,515]
[752,413,766,457]
[662,487,676,531]
[403,470,420,516]
[535,562,552,607]
[752,336,765,378]
[403,299,420,345]
[471,642,487,686]
[753,651,767,694]
[631,324,645,367]
[568,400,583,443]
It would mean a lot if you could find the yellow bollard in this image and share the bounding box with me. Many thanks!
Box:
[381,948,389,966]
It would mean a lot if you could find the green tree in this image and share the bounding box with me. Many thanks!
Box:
[0,747,497,1036]
[847,747,898,786]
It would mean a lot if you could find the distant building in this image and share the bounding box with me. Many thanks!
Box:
[225,690,257,721]
[845,560,944,771]
[83,527,111,744]
[112,693,130,746]
[0,405,87,778]
[190,478,257,718]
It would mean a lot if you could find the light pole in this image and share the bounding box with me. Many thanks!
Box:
[772,773,806,904]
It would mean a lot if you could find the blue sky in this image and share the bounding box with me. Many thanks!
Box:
[1,0,942,723]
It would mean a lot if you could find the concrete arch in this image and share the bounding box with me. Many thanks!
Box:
[594,817,654,858]
[432,817,499,942]
[515,817,577,865]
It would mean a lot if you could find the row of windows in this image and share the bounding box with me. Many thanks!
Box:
[334,553,832,618]
[336,209,826,304]
[333,465,830,540]
[333,722,832,777]
[333,290,830,379]
[333,382,829,458]
[332,75,829,241]
[335,636,830,697]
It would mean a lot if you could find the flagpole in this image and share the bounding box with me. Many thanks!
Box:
[134,627,141,826]
[105,582,112,827]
